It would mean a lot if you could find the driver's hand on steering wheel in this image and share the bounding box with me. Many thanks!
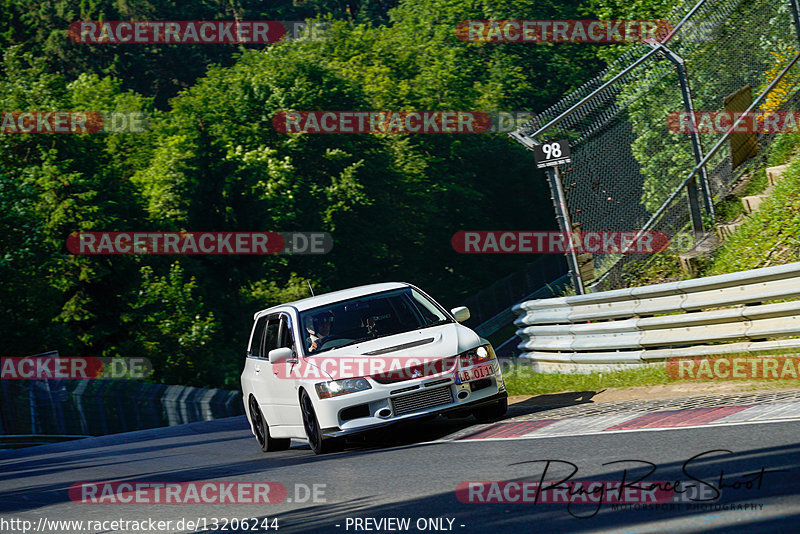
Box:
[310,336,328,352]
[365,317,377,335]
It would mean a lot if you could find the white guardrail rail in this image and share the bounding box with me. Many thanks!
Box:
[512,262,800,373]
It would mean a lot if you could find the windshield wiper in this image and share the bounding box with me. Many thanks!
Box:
[334,321,451,349]
[336,335,380,349]
[421,319,451,328]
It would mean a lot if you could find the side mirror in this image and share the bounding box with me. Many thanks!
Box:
[451,306,470,323]
[268,347,294,364]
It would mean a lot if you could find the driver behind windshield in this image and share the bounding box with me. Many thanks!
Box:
[305,310,334,353]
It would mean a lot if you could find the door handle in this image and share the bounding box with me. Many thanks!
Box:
[254,365,261,373]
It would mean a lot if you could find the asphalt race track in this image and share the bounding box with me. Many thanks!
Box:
[3,393,800,534]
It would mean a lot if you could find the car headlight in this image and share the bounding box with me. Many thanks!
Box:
[315,377,372,399]
[459,343,496,367]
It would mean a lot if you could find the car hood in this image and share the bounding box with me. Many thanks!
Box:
[302,323,482,380]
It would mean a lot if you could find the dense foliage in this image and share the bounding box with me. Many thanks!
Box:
[1,0,664,387]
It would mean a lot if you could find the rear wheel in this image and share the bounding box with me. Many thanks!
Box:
[249,396,290,452]
[300,390,344,454]
[473,398,508,422]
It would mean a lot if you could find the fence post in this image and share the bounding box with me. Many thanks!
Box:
[654,42,714,233]
[791,0,800,46]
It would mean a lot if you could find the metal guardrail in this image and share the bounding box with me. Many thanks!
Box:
[512,262,800,372]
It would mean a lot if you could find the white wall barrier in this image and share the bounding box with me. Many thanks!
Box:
[0,379,243,438]
[512,262,800,373]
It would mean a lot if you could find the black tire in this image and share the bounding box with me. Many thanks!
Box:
[300,390,344,455]
[249,396,290,452]
[473,398,508,422]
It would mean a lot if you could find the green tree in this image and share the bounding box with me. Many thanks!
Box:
[124,262,221,385]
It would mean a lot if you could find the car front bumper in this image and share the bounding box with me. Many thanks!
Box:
[318,384,508,439]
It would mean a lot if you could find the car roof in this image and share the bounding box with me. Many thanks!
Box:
[254,282,413,318]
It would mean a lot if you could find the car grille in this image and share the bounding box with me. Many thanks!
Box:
[390,386,453,416]
[371,358,456,384]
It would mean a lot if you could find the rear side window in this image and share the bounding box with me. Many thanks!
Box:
[263,317,280,356]
[278,315,295,350]
[249,316,267,356]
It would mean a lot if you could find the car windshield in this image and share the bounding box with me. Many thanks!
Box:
[299,287,451,355]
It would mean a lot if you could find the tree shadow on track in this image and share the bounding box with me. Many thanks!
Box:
[196,441,800,534]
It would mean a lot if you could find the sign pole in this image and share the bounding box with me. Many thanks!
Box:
[534,140,584,295]
[549,165,585,295]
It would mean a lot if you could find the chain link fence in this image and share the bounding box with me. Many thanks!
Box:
[462,254,567,333]
[512,0,800,290]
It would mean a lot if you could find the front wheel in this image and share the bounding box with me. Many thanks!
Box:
[473,398,508,422]
[300,390,344,454]
[249,396,290,452]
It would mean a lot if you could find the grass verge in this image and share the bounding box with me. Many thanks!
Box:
[502,362,800,397]
[704,157,800,275]
[502,365,673,396]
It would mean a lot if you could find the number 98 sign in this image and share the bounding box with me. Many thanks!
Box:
[534,140,571,169]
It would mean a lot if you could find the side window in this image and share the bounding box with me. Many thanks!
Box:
[278,315,295,350]
[248,316,268,356]
[262,316,280,356]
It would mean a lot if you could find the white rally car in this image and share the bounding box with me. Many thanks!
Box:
[240,282,508,454]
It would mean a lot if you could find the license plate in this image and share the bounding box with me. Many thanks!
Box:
[455,363,494,385]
